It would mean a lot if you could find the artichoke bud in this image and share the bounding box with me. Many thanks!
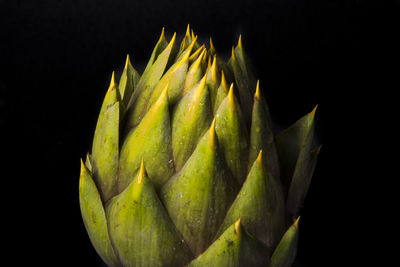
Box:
[79,28,320,267]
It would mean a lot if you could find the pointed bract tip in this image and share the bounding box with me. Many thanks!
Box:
[194,48,206,66]
[294,216,300,228]
[125,54,132,69]
[159,27,166,41]
[186,35,198,54]
[191,29,195,39]
[165,32,176,50]
[80,158,85,175]
[231,46,237,61]
[138,158,146,184]
[186,24,190,37]
[171,32,177,43]
[207,55,212,69]
[201,49,208,65]
[211,55,218,81]
[190,44,204,59]
[161,82,169,98]
[256,150,263,165]
[108,71,116,90]
[228,83,235,109]
[310,104,318,118]
[155,82,169,107]
[195,72,208,98]
[255,80,261,100]
[238,34,243,49]
[220,71,228,92]
[209,37,216,51]
[234,218,242,235]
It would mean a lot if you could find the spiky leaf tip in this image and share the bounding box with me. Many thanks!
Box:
[160,119,238,255]
[171,73,213,171]
[215,85,249,185]
[217,150,285,250]
[119,83,174,192]
[79,160,119,267]
[107,160,193,267]
[91,72,120,202]
[248,80,280,181]
[269,217,300,267]
[188,219,269,267]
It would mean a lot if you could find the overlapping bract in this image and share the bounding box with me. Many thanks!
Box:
[79,26,320,267]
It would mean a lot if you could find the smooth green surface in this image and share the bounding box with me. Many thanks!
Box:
[118,55,140,109]
[287,145,321,220]
[215,89,249,185]
[213,71,229,114]
[248,88,280,182]
[171,75,213,171]
[275,107,316,190]
[188,220,269,267]
[205,57,221,109]
[227,50,253,125]
[217,151,285,250]
[107,163,193,267]
[269,218,299,267]
[125,34,176,128]
[160,124,237,255]
[91,78,120,202]
[145,38,197,110]
[119,85,174,192]
[79,161,119,267]
[182,48,205,94]
[234,41,257,95]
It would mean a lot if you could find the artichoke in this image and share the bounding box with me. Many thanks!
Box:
[79,26,321,267]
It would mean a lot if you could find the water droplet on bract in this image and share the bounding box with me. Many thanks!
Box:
[168,159,174,169]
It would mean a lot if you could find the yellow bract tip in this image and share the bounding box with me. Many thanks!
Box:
[255,80,261,100]
[220,71,228,93]
[256,150,263,165]
[187,35,198,54]
[110,71,116,88]
[189,45,205,61]
[231,46,237,61]
[201,50,208,66]
[154,82,169,108]
[294,216,301,228]
[207,55,212,69]
[185,24,190,37]
[234,218,241,235]
[238,34,243,49]
[159,27,166,41]
[80,158,85,176]
[125,54,131,69]
[228,83,235,110]
[192,48,206,69]
[209,37,216,52]
[165,32,176,51]
[191,29,195,40]
[211,55,218,82]
[310,104,318,118]
[195,72,207,95]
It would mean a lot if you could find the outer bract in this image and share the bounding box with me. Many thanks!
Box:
[79,26,321,267]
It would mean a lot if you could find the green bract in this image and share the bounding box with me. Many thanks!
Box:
[79,26,321,267]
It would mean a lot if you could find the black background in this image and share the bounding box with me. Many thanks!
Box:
[1,0,394,266]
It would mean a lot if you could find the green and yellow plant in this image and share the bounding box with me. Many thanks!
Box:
[79,26,321,267]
